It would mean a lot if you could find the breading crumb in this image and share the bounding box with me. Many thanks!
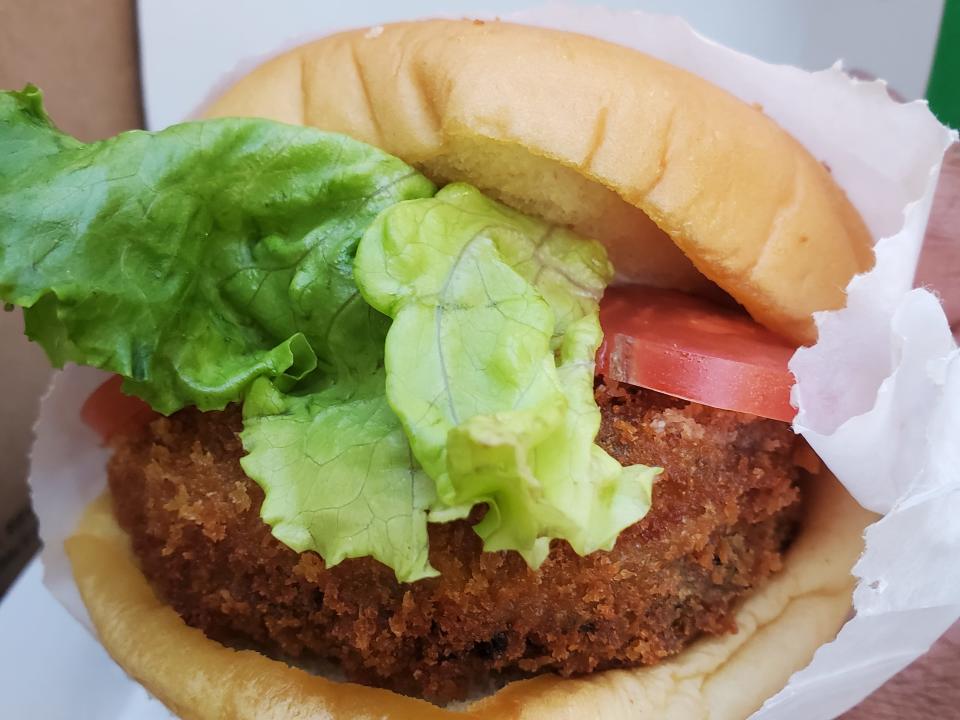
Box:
[109,383,802,702]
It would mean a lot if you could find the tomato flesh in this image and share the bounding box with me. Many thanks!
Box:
[80,375,158,443]
[597,286,797,422]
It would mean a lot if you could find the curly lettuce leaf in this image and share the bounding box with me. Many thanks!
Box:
[2,87,655,580]
[239,281,438,581]
[0,86,438,579]
[241,374,438,581]
[0,85,433,412]
[356,183,659,563]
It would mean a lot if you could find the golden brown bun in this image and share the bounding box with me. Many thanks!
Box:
[67,474,871,720]
[204,20,874,345]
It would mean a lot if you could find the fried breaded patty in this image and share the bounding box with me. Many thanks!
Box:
[108,383,802,701]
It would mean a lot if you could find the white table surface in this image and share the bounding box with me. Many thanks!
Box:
[0,559,173,719]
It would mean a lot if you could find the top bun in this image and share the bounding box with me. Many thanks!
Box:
[205,19,873,345]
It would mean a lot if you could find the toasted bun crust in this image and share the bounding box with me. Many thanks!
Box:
[204,20,873,344]
[67,473,872,720]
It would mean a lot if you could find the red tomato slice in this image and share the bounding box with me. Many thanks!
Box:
[80,375,159,444]
[597,286,798,422]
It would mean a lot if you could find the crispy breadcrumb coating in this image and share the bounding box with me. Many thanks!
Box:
[108,383,802,701]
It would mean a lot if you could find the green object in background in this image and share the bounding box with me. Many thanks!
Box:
[928,0,960,128]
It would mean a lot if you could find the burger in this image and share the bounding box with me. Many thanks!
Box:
[1,19,877,719]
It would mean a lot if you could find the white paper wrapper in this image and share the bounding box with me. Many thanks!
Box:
[28,4,958,718]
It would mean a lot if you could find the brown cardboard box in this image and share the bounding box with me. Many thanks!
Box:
[0,0,142,595]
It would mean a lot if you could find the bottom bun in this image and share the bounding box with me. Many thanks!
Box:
[66,472,873,720]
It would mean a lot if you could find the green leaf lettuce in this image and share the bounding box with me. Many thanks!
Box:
[356,184,658,565]
[1,88,657,581]
[0,85,433,412]
[0,86,439,579]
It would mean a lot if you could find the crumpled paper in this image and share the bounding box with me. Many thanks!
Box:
[28,4,958,719]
